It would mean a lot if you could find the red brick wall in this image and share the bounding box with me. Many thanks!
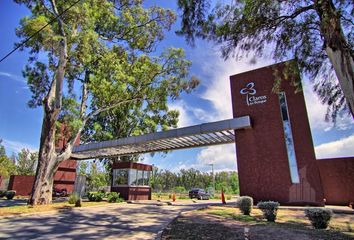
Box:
[54,159,77,193]
[317,157,354,205]
[8,159,77,196]
[8,175,35,196]
[230,61,324,205]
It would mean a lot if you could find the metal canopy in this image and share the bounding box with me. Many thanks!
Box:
[71,116,251,160]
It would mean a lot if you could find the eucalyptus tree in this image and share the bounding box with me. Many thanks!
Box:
[15,0,198,205]
[15,149,38,176]
[177,0,354,121]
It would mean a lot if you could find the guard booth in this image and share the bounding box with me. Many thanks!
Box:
[111,162,152,200]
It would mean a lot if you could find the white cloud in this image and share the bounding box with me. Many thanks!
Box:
[168,100,194,127]
[192,48,273,122]
[0,71,26,84]
[2,139,38,154]
[303,82,353,132]
[196,144,237,172]
[168,100,214,127]
[315,134,354,159]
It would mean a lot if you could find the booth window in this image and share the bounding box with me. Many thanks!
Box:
[113,169,128,186]
[137,170,144,185]
[279,92,300,184]
[113,168,151,187]
[129,169,138,185]
[144,171,150,186]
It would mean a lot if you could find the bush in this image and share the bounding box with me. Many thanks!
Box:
[87,192,104,202]
[0,190,6,198]
[257,201,280,222]
[107,192,124,203]
[5,190,16,200]
[226,195,232,200]
[305,208,333,229]
[238,196,253,215]
[68,193,80,204]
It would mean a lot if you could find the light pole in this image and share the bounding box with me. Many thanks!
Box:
[209,163,215,195]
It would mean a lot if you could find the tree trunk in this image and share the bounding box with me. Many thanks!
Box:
[315,0,354,118]
[28,0,69,205]
[29,107,61,205]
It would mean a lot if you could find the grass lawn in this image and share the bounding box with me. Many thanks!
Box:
[162,206,354,240]
[0,201,113,217]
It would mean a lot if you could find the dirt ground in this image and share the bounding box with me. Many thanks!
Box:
[161,206,354,240]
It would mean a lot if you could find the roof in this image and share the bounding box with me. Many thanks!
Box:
[71,116,251,160]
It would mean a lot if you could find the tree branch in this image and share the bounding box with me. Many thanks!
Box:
[84,97,143,122]
[49,0,68,110]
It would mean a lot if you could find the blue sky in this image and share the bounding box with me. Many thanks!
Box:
[0,0,353,172]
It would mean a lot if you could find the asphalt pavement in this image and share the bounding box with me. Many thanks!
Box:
[0,200,233,240]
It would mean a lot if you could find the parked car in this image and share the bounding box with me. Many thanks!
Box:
[188,188,210,200]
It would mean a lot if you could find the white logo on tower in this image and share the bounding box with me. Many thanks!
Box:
[240,82,267,106]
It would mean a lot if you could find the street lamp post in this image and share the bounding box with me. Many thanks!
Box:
[209,163,215,195]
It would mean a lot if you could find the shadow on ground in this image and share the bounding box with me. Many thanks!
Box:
[0,204,194,240]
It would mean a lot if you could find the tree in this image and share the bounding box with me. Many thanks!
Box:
[86,162,109,191]
[15,149,38,176]
[0,140,17,178]
[177,0,354,121]
[15,0,198,205]
[0,139,6,157]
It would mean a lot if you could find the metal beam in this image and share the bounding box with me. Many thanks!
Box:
[71,116,251,160]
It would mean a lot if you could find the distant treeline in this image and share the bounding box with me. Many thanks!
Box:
[150,168,239,194]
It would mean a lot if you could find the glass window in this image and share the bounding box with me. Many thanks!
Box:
[137,170,144,185]
[112,169,128,186]
[279,92,300,184]
[129,169,138,185]
[144,171,151,186]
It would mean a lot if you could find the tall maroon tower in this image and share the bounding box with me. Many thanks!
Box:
[230,61,324,205]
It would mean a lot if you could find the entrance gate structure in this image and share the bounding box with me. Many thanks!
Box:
[71,61,353,206]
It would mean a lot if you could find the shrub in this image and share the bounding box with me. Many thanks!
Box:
[68,193,80,204]
[305,208,333,229]
[0,190,6,198]
[87,192,104,202]
[107,192,124,203]
[257,201,280,222]
[5,190,16,200]
[226,195,232,200]
[238,196,253,215]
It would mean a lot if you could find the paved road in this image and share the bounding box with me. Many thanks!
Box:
[0,200,231,240]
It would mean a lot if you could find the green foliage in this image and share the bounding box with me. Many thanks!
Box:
[5,190,16,200]
[238,196,253,215]
[107,192,124,203]
[87,192,105,202]
[15,149,38,176]
[68,193,80,204]
[86,162,110,192]
[151,167,239,195]
[174,186,186,193]
[305,208,333,229]
[257,201,280,222]
[0,156,17,178]
[177,0,354,121]
[0,139,6,157]
[15,0,198,144]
